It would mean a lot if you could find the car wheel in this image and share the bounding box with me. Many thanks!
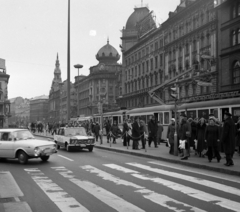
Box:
[66,144,71,152]
[88,146,93,152]
[41,156,50,162]
[18,151,28,164]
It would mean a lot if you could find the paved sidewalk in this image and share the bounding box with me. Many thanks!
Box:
[34,131,240,177]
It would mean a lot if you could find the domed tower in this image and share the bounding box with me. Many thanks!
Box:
[121,7,150,52]
[96,39,120,65]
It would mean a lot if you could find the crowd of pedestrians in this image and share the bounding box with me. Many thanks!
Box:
[166,112,240,166]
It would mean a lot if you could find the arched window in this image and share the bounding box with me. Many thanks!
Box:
[233,61,240,84]
[233,30,236,46]
[238,29,240,44]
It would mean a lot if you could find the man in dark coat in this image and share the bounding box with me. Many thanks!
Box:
[148,116,158,148]
[221,112,236,166]
[93,122,100,142]
[122,119,129,146]
[104,119,111,143]
[132,116,141,150]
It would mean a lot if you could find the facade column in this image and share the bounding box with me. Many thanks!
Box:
[165,54,169,77]
[189,43,192,67]
[182,47,185,70]
[176,49,179,73]
[197,40,200,62]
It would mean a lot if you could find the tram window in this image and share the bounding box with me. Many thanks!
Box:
[164,112,170,125]
[210,109,218,118]
[187,111,196,119]
[139,115,147,123]
[232,107,240,123]
[159,113,163,124]
[118,116,122,124]
[198,110,209,120]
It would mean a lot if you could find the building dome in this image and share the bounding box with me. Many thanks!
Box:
[125,7,150,30]
[96,39,120,64]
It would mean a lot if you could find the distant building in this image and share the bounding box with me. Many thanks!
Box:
[0,58,11,128]
[8,97,25,126]
[59,80,76,123]
[30,95,48,123]
[76,39,122,117]
[48,54,62,123]
[15,98,30,127]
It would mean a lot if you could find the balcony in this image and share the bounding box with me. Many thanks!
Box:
[221,83,240,92]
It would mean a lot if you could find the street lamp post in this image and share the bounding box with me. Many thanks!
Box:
[67,0,71,122]
[74,64,83,117]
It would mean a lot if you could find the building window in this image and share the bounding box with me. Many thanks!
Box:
[233,31,236,46]
[155,42,158,50]
[160,54,163,66]
[233,5,237,18]
[138,65,141,76]
[135,66,137,77]
[155,56,158,69]
[150,58,153,70]
[142,63,145,75]
[238,29,240,44]
[146,61,149,72]
[233,61,240,84]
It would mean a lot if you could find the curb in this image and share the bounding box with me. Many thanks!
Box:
[35,134,240,177]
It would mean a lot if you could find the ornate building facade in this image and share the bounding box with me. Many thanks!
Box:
[117,6,164,109]
[48,54,62,123]
[162,0,218,105]
[217,0,240,121]
[76,40,121,117]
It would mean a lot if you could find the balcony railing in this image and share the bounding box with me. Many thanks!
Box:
[221,83,240,92]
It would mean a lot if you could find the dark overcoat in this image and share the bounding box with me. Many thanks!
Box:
[221,117,236,154]
[167,124,175,145]
[205,125,219,147]
[132,122,141,140]
[196,123,207,152]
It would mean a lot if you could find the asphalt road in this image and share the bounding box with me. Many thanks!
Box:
[1,136,240,212]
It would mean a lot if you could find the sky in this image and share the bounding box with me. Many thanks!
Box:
[0,0,179,99]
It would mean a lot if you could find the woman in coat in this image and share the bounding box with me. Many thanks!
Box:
[204,118,221,162]
[167,118,176,155]
[196,118,207,157]
[111,121,119,144]
[156,121,163,145]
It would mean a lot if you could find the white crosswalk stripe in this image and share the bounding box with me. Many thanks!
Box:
[127,162,240,196]
[81,165,206,212]
[104,164,240,212]
[24,168,90,212]
[52,166,145,212]
[148,161,240,183]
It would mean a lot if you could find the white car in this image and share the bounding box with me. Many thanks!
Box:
[54,127,95,152]
[0,129,57,164]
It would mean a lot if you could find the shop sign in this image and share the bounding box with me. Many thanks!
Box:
[190,91,240,101]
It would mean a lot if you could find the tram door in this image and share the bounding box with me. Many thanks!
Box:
[221,108,229,122]
[154,113,158,121]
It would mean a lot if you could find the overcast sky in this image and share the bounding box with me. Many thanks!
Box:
[0,0,179,99]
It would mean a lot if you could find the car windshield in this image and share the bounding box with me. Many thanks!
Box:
[65,128,87,136]
[13,130,35,140]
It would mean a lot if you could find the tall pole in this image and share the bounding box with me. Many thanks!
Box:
[174,100,178,156]
[74,64,83,117]
[67,0,71,122]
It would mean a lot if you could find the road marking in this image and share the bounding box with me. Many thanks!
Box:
[24,168,89,212]
[58,155,74,161]
[104,164,240,212]
[81,165,206,212]
[0,171,23,198]
[53,166,145,212]
[148,161,240,183]
[127,163,240,196]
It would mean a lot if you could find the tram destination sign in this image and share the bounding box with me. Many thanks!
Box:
[190,91,240,102]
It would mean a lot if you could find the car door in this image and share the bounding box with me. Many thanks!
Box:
[0,132,14,158]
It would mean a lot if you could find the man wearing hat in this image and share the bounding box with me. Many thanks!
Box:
[178,113,191,160]
[221,112,236,166]
[132,116,141,150]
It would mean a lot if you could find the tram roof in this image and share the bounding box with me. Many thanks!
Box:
[103,110,128,116]
[127,105,175,115]
[179,98,240,110]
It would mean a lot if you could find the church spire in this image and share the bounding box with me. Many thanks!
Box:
[55,53,60,67]
[107,37,109,44]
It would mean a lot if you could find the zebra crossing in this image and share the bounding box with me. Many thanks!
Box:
[23,161,240,212]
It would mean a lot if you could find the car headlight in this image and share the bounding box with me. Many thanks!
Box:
[34,147,42,156]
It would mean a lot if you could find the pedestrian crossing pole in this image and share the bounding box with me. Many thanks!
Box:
[174,100,178,156]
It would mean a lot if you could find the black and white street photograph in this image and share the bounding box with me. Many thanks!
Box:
[0,0,240,211]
